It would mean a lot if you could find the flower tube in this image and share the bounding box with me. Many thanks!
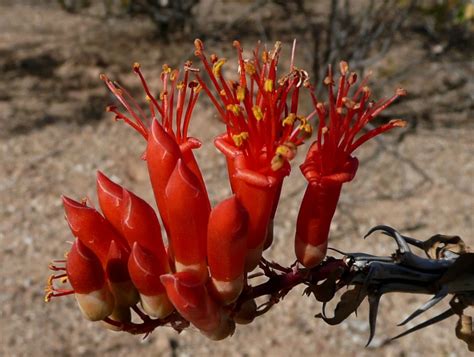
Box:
[62,196,138,307]
[296,62,407,267]
[161,272,235,340]
[207,195,248,304]
[65,239,115,321]
[165,159,210,280]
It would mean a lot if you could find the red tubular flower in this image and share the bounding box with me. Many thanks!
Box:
[194,39,311,270]
[207,195,248,304]
[165,159,210,280]
[100,63,210,235]
[66,239,115,321]
[295,62,407,268]
[97,170,124,235]
[161,272,235,340]
[62,196,139,306]
[97,171,172,317]
[62,196,130,266]
[128,242,174,318]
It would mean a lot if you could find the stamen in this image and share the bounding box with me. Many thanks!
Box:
[252,105,263,121]
[232,132,249,147]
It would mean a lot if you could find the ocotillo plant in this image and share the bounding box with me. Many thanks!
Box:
[45,40,473,350]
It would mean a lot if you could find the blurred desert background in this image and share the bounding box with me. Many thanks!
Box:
[0,1,473,356]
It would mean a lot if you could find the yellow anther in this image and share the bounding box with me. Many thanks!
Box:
[194,38,204,52]
[232,132,249,147]
[212,58,227,77]
[44,292,53,303]
[396,88,407,96]
[194,84,203,93]
[264,79,273,92]
[276,142,297,160]
[252,105,264,121]
[177,82,185,90]
[342,97,355,109]
[160,91,167,100]
[302,123,312,135]
[133,62,141,71]
[271,155,284,171]
[282,113,296,126]
[262,51,269,64]
[348,72,357,85]
[339,61,349,75]
[389,119,407,128]
[362,86,371,96]
[162,64,171,74]
[244,62,256,76]
[236,86,246,102]
[170,69,178,81]
[220,89,227,97]
[145,95,152,102]
[324,76,333,86]
[227,104,241,116]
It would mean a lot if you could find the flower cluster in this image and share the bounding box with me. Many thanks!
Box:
[46,41,405,339]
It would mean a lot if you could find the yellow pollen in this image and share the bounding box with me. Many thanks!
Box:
[244,62,256,76]
[302,123,312,135]
[162,64,171,74]
[252,105,263,121]
[396,88,407,96]
[282,113,296,126]
[339,61,349,75]
[232,132,249,147]
[389,119,407,128]
[264,79,273,92]
[194,84,203,93]
[170,70,178,81]
[44,292,53,303]
[236,86,246,102]
[212,58,227,77]
[276,142,297,160]
[271,155,284,171]
[227,104,241,116]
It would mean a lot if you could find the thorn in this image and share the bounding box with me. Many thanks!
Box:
[391,308,455,341]
[398,287,448,326]
[366,293,381,347]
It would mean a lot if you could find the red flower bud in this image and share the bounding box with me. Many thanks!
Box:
[128,242,174,318]
[97,170,124,235]
[146,119,182,234]
[66,239,114,321]
[121,188,169,272]
[207,195,248,304]
[106,240,139,307]
[161,272,235,340]
[165,159,209,279]
[62,196,130,267]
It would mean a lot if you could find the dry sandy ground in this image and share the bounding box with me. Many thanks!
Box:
[0,2,473,356]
